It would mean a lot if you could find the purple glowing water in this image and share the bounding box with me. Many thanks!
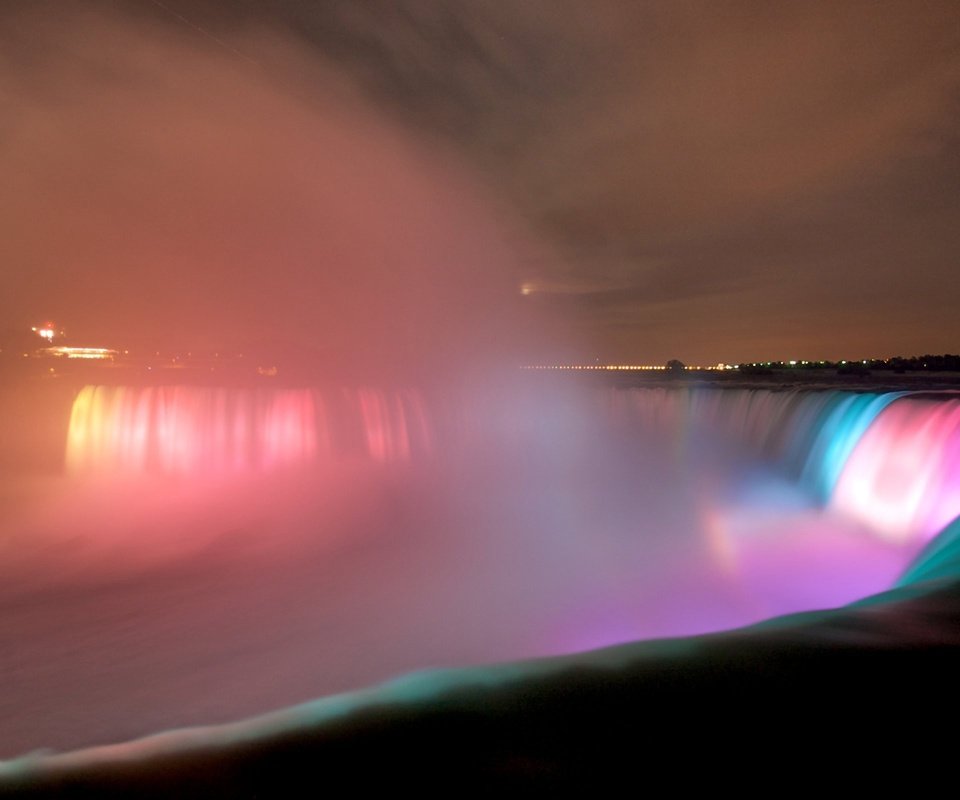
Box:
[0,384,955,756]
[56,383,956,622]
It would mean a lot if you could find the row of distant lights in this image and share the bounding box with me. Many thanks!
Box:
[747,360,875,366]
[523,359,878,371]
[521,364,733,371]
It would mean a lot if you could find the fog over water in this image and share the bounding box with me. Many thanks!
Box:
[0,380,927,757]
[1,1,958,764]
[3,1,960,364]
[1,3,561,376]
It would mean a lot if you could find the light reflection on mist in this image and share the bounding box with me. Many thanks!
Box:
[0,381,922,757]
[0,3,567,757]
[833,397,960,544]
[0,4,559,378]
[0,2,948,764]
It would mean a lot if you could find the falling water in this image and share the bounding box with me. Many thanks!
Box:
[832,396,960,544]
[62,383,960,557]
[65,385,432,473]
[61,383,960,555]
[5,382,960,757]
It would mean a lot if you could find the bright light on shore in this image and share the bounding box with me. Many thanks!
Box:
[41,346,117,360]
[31,324,57,342]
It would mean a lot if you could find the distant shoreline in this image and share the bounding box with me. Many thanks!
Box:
[520,368,960,393]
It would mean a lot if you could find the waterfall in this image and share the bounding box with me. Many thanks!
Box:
[64,382,960,554]
[608,387,958,548]
[65,385,432,474]
[832,396,960,544]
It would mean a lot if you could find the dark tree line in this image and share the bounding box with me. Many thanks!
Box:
[882,354,960,372]
[737,354,960,375]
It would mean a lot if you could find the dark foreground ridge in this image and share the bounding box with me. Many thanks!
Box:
[3,519,960,794]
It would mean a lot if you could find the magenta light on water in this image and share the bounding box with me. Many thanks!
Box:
[65,385,432,473]
[3,382,959,758]
[63,383,955,580]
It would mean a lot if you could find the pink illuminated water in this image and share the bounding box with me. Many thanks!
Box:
[58,384,960,617]
[3,384,960,757]
[607,388,960,551]
[833,396,960,545]
[65,385,432,473]
[59,384,960,607]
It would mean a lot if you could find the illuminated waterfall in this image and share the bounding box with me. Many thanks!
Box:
[65,383,960,551]
[66,385,431,474]
[832,397,960,544]
[609,387,960,548]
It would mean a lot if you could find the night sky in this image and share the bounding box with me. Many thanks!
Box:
[2,0,959,366]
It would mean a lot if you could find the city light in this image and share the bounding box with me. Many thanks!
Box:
[520,364,723,371]
[40,346,117,360]
[31,324,57,342]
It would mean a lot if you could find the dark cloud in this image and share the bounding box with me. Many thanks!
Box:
[0,1,559,376]
[2,0,959,363]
